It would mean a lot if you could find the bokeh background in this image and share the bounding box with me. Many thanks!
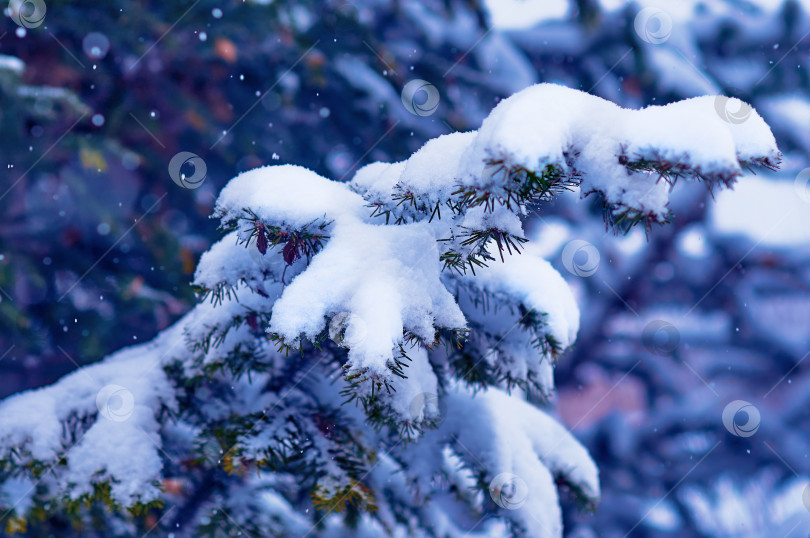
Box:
[1,0,810,535]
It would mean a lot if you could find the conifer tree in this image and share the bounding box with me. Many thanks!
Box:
[0,84,779,536]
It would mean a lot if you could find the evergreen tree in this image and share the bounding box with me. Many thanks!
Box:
[504,2,810,534]
[0,84,779,536]
[0,0,516,399]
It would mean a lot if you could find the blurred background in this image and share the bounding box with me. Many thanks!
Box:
[1,0,809,535]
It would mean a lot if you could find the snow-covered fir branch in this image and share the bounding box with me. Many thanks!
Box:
[0,83,779,537]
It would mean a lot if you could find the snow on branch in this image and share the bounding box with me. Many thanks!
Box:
[0,83,779,536]
[355,83,779,235]
[399,385,599,536]
[0,328,180,509]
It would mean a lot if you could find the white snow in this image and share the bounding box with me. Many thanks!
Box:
[0,54,25,75]
[401,384,600,537]
[482,0,568,30]
[215,164,369,229]
[712,174,810,248]
[0,82,782,535]
[462,249,580,350]
[407,84,778,222]
[269,218,467,382]
[0,327,181,506]
[353,83,777,226]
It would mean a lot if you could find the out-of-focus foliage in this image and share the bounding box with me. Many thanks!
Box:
[518,1,810,536]
[0,0,511,399]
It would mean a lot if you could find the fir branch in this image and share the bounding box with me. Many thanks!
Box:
[311,480,378,514]
[220,208,331,265]
[451,157,579,213]
[192,282,239,308]
[598,197,672,235]
[617,145,742,189]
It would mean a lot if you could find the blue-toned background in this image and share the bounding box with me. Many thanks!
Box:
[1,0,809,535]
